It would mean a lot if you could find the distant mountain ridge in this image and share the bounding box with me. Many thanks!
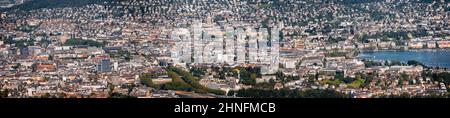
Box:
[1,0,115,11]
[0,0,25,8]
[1,0,449,12]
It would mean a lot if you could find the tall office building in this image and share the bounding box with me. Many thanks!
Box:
[97,59,111,72]
[19,47,29,59]
[113,62,118,71]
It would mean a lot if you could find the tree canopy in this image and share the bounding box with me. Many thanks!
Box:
[231,88,349,98]
[64,38,104,47]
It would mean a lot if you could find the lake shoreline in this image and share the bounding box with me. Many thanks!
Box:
[359,49,450,53]
[357,49,450,69]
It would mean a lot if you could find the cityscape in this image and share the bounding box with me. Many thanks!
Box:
[0,0,449,98]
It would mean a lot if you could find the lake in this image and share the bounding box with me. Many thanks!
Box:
[358,50,450,68]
